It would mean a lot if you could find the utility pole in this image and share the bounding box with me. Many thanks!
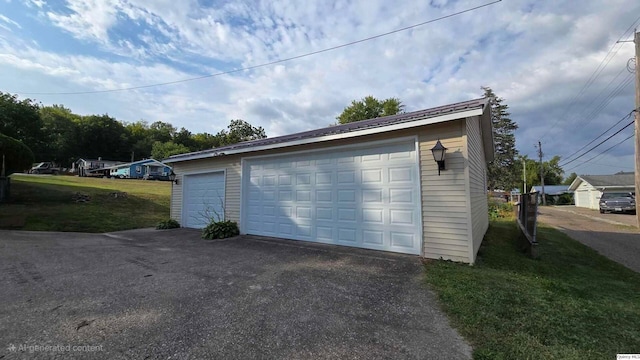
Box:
[635,30,639,227]
[523,158,527,194]
[538,141,546,206]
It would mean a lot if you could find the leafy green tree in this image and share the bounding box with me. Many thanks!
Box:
[336,96,404,124]
[39,105,80,165]
[124,121,153,160]
[192,132,222,151]
[173,127,196,149]
[75,114,130,160]
[484,87,519,191]
[0,92,44,158]
[151,141,190,160]
[542,156,564,185]
[148,121,176,143]
[563,172,578,185]
[218,119,266,146]
[0,133,35,175]
[520,155,566,191]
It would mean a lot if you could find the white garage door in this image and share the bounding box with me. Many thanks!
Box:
[182,171,225,228]
[242,140,422,255]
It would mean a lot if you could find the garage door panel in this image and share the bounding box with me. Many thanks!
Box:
[317,226,333,240]
[389,167,413,183]
[316,207,333,220]
[338,228,357,242]
[362,208,383,223]
[337,171,356,184]
[363,189,383,203]
[276,174,290,185]
[391,232,416,248]
[390,209,416,225]
[316,190,333,202]
[278,190,293,201]
[390,189,413,203]
[296,174,311,185]
[337,190,356,202]
[337,208,357,222]
[243,140,422,255]
[363,230,384,245]
[362,169,382,183]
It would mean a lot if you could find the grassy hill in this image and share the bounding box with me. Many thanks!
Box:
[0,174,171,232]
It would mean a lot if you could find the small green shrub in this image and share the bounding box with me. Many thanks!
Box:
[156,219,180,229]
[488,198,514,220]
[202,220,239,240]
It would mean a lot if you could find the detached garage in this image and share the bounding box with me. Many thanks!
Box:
[568,173,635,210]
[165,98,494,263]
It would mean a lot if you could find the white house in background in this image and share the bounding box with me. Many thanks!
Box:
[568,173,635,210]
[164,98,494,264]
[74,158,122,177]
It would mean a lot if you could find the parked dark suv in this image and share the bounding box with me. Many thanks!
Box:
[599,192,635,214]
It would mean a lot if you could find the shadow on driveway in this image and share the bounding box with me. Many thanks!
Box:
[0,228,471,359]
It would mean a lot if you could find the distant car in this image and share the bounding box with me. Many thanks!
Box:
[29,162,60,175]
[599,192,635,214]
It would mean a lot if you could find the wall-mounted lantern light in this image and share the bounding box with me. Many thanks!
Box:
[169,171,178,185]
[430,140,447,175]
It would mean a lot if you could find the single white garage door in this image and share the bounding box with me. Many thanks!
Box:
[182,171,225,228]
[242,140,422,255]
[575,190,590,209]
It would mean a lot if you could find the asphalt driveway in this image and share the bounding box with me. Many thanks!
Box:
[538,206,640,273]
[0,229,471,359]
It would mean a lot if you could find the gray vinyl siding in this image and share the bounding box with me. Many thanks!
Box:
[170,157,242,224]
[465,116,489,262]
[418,121,471,263]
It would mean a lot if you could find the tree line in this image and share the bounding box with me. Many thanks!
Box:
[2,87,565,191]
[0,92,266,169]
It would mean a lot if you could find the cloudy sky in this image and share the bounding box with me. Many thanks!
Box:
[1,0,638,176]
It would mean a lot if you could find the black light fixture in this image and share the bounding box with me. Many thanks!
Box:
[430,140,447,175]
[169,170,178,184]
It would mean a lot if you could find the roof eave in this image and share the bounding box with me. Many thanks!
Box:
[165,107,484,164]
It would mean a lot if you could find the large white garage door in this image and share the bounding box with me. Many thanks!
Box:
[182,171,225,228]
[243,140,422,255]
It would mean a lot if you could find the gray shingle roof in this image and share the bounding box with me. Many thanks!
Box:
[166,97,488,162]
[580,173,635,187]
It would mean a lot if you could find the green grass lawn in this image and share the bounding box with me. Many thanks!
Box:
[424,219,640,360]
[0,174,171,232]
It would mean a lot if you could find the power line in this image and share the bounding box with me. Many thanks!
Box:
[573,71,633,130]
[560,119,634,167]
[565,133,634,172]
[12,0,502,96]
[576,74,634,129]
[540,15,640,139]
[560,109,634,164]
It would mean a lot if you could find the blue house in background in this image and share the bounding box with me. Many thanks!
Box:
[108,159,172,180]
[530,185,573,205]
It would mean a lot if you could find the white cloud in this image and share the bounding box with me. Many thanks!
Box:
[0,14,21,29]
[1,0,639,174]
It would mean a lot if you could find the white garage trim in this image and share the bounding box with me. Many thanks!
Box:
[240,136,423,255]
[181,169,226,228]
